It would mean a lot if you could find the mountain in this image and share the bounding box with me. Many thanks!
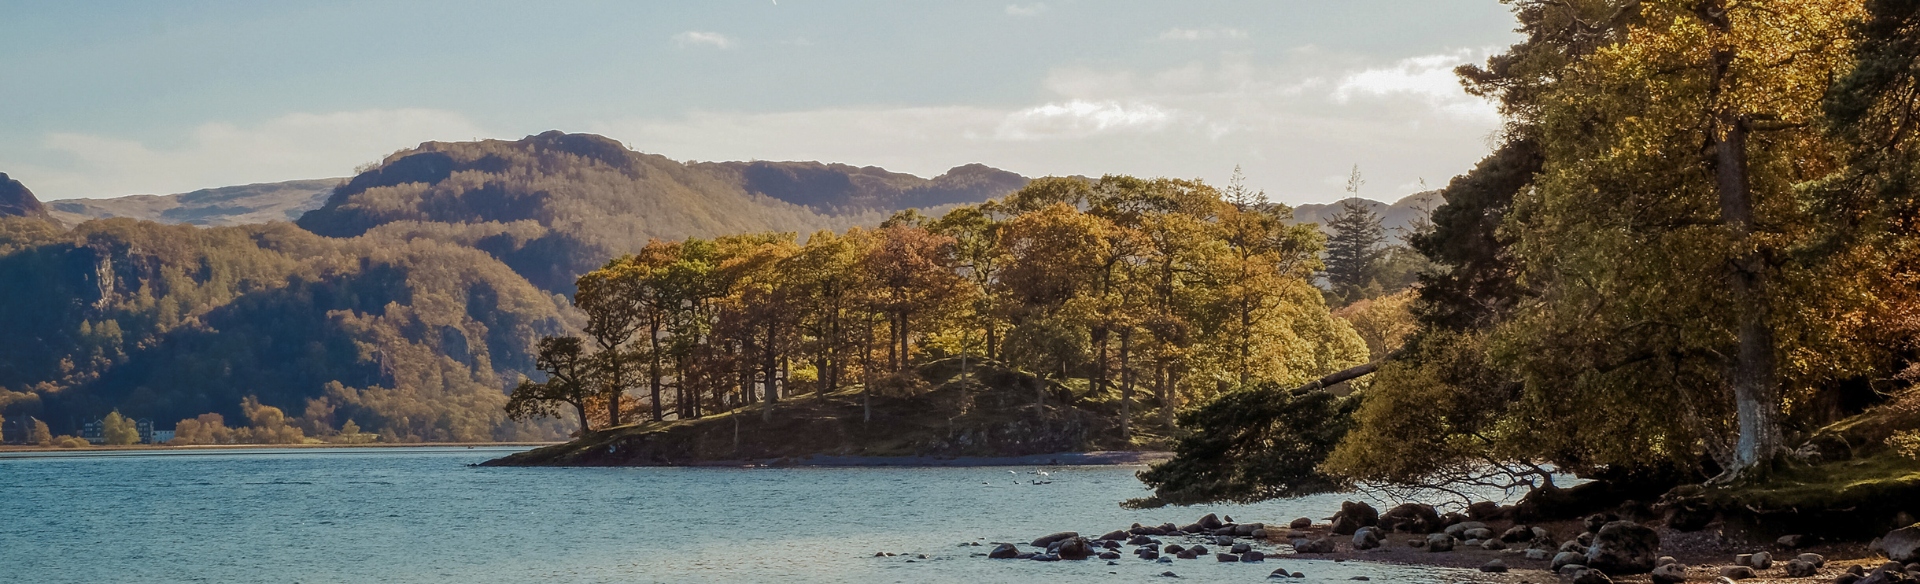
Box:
[44,178,343,227]
[702,160,1029,213]
[1292,191,1441,241]
[0,173,53,221]
[298,131,1028,293]
[0,132,1030,442]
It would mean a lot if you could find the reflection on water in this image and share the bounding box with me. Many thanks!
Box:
[1,448,1493,583]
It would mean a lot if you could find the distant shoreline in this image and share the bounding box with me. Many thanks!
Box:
[484,450,1174,468]
[0,442,556,456]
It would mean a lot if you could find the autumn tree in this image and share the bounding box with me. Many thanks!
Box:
[29,417,51,446]
[102,410,139,445]
[506,336,598,433]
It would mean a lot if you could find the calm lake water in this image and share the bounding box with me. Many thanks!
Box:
[0,447,1496,583]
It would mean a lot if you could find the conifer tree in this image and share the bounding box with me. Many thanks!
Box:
[1323,200,1386,302]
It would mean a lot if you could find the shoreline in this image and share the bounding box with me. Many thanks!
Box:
[697,450,1171,468]
[0,442,555,456]
[483,450,1174,468]
[998,511,1892,584]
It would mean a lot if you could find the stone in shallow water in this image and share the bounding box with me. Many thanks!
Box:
[1481,559,1509,573]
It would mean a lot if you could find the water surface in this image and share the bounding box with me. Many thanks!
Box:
[0,447,1490,583]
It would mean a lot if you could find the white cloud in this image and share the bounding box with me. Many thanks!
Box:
[994,100,1179,140]
[1333,50,1496,122]
[672,31,736,49]
[591,52,1505,205]
[17,51,1505,206]
[19,109,488,199]
[1005,3,1047,16]
[1156,27,1248,41]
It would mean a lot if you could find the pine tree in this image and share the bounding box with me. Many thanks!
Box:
[1323,200,1386,302]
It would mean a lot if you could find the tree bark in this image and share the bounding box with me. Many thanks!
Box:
[648,321,664,422]
[1715,117,1782,478]
[1119,328,1132,440]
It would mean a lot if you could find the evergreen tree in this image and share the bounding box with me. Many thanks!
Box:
[1323,200,1387,302]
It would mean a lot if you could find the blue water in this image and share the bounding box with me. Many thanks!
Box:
[0,448,1495,583]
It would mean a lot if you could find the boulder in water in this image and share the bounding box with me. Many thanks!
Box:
[1293,538,1335,554]
[1426,533,1454,552]
[1198,513,1224,530]
[1352,527,1382,550]
[1719,565,1756,580]
[1289,517,1312,529]
[1241,551,1265,562]
[988,543,1019,559]
[1056,537,1094,560]
[1330,501,1380,536]
[1031,532,1078,547]
[1481,559,1509,573]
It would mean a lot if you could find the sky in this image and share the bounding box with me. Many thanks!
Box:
[0,1,1523,205]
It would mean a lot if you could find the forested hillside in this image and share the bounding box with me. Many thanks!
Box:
[0,133,1035,443]
[0,216,574,442]
[298,131,1028,294]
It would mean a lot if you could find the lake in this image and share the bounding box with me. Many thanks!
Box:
[0,447,1495,583]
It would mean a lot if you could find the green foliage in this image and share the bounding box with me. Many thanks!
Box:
[507,174,1367,436]
[0,218,570,442]
[29,418,51,446]
[1128,387,1355,507]
[1323,200,1387,301]
[101,410,139,445]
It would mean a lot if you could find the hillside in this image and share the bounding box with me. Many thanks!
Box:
[298,131,1029,293]
[0,173,53,221]
[0,216,574,442]
[0,134,1035,442]
[44,178,343,227]
[1293,191,1440,240]
[486,359,1135,466]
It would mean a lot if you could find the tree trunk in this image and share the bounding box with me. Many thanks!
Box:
[1715,118,1782,478]
[1093,326,1109,397]
[764,321,779,404]
[898,310,912,373]
[574,400,592,435]
[1157,361,1174,429]
[1119,328,1132,440]
[649,321,664,422]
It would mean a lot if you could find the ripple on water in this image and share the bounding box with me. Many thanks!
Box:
[3,448,1493,583]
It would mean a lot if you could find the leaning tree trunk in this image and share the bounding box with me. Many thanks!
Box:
[1714,117,1782,479]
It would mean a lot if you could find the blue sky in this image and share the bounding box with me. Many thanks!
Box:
[1,1,1522,204]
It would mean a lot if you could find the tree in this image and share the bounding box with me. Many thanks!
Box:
[575,258,648,427]
[1322,200,1387,303]
[506,336,598,434]
[29,417,50,446]
[172,413,233,445]
[102,410,140,445]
